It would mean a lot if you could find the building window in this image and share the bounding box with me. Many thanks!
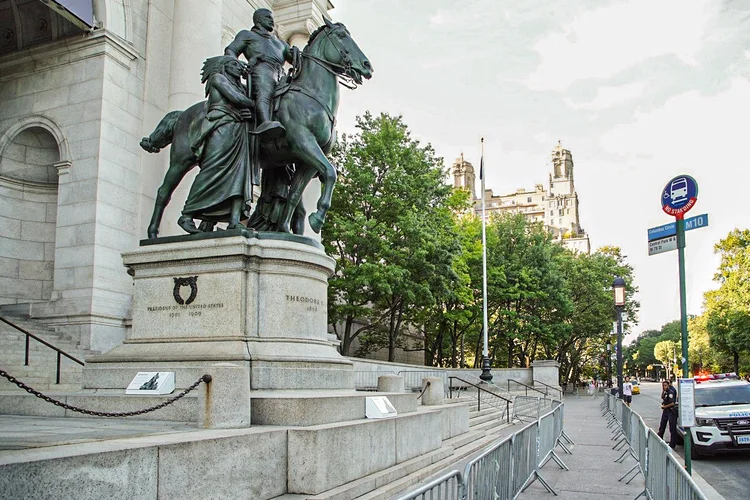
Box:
[558,209,563,216]
[558,218,562,225]
[567,209,570,215]
[527,197,531,203]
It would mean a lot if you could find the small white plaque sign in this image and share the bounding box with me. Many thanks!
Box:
[126,372,175,395]
[678,378,695,428]
[365,396,397,419]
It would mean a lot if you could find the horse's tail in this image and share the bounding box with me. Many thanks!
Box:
[140,110,183,153]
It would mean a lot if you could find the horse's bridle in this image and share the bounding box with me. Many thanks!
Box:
[299,24,360,89]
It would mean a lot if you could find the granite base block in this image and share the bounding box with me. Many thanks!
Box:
[439,402,471,439]
[250,391,417,426]
[287,408,444,495]
[395,409,443,463]
[157,429,287,500]
[0,447,158,500]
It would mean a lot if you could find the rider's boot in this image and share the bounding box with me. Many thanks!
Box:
[251,94,285,139]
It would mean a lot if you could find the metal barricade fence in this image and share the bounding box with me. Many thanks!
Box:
[645,430,669,500]
[636,417,647,470]
[512,420,539,496]
[397,402,567,500]
[665,453,709,500]
[538,412,556,464]
[398,370,449,394]
[394,469,464,500]
[353,370,391,391]
[463,435,513,500]
[512,395,540,423]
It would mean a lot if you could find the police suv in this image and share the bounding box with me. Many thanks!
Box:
[677,374,750,460]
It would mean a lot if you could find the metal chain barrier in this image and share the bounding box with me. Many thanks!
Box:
[0,368,211,418]
[416,381,431,400]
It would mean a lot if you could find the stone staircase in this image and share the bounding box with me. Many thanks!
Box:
[271,397,516,500]
[0,315,85,393]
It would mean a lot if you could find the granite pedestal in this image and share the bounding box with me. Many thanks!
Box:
[84,234,354,393]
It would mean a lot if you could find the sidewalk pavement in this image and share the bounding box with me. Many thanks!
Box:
[518,395,646,500]
[518,396,724,500]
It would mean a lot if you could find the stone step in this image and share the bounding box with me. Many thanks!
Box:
[0,315,85,392]
[468,408,505,426]
[355,424,515,499]
[271,402,512,500]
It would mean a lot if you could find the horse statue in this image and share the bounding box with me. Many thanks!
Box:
[140,18,372,239]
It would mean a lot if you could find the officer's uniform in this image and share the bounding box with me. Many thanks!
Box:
[658,383,678,448]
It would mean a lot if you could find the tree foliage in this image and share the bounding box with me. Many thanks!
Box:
[626,228,750,378]
[324,112,640,379]
[323,112,459,361]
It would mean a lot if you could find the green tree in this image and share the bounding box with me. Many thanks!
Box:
[482,213,570,368]
[688,314,719,374]
[654,340,681,378]
[323,112,459,361]
[554,247,638,384]
[421,202,480,367]
[704,229,750,374]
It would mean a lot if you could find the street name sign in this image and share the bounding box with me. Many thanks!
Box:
[647,213,709,241]
[661,175,698,217]
[648,235,677,256]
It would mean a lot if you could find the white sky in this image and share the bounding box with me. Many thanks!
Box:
[328,0,749,342]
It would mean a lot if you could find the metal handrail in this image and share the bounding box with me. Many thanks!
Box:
[0,316,84,384]
[533,379,562,399]
[449,376,511,423]
[508,379,547,398]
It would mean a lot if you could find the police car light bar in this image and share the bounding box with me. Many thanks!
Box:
[693,372,738,383]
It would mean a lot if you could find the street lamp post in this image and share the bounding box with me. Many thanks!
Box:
[606,341,612,388]
[613,277,626,399]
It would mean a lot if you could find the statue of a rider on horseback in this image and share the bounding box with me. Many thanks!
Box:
[140,9,372,239]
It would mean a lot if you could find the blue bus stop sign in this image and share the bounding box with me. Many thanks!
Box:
[661,175,698,218]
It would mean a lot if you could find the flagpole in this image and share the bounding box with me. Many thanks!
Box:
[479,137,492,382]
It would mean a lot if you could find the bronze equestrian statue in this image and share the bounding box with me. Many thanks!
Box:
[140,13,372,238]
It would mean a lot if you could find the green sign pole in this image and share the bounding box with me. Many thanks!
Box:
[676,216,692,474]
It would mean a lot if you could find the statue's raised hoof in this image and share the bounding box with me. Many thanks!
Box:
[178,216,202,234]
[308,213,325,234]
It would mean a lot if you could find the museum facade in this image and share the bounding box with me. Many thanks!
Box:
[0,0,331,353]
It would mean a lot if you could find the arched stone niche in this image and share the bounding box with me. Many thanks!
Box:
[0,118,67,305]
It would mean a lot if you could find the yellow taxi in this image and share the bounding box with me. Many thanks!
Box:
[631,380,640,394]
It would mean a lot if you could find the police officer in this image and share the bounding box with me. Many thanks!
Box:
[658,379,678,449]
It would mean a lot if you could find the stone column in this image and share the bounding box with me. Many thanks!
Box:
[168,0,221,110]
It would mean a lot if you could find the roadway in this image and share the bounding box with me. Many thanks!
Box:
[630,381,750,500]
